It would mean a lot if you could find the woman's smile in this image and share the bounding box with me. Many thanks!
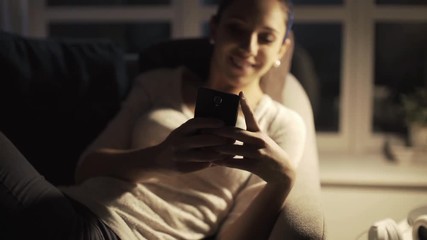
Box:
[229,55,257,74]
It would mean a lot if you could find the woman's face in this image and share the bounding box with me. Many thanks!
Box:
[210,0,289,89]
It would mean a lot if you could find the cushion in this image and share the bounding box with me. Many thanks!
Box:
[0,31,127,185]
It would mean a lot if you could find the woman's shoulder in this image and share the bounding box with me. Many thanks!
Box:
[263,94,306,142]
[260,95,306,136]
[131,66,185,101]
[261,96,307,165]
[133,67,183,89]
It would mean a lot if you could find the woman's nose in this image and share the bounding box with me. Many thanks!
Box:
[239,33,258,56]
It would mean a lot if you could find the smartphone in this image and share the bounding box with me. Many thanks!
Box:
[194,87,239,126]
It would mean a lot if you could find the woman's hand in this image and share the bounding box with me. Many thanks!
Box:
[210,92,296,186]
[153,117,233,174]
[211,92,296,240]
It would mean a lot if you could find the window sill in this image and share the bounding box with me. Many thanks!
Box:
[319,152,427,189]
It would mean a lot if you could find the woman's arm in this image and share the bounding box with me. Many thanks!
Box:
[75,146,161,184]
[218,181,293,240]
[74,73,154,184]
[215,144,295,240]
[75,118,231,184]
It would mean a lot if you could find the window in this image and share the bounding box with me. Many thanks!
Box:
[292,23,342,133]
[373,23,427,136]
[369,2,427,153]
[24,0,427,156]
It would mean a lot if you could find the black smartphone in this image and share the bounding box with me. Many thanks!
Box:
[194,87,239,126]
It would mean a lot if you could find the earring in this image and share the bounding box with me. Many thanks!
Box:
[274,59,281,68]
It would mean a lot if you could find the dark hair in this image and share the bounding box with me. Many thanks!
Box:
[213,0,294,39]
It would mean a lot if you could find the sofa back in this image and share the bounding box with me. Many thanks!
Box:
[0,31,128,185]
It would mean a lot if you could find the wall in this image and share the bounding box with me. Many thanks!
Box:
[321,186,427,240]
[319,154,427,240]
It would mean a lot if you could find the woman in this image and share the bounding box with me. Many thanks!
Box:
[0,0,305,239]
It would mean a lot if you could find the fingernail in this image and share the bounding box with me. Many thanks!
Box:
[239,91,246,100]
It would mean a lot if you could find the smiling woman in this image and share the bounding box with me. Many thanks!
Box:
[206,0,291,97]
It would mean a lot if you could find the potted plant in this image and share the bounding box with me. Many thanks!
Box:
[401,88,427,149]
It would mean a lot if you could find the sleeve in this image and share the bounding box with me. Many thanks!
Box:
[217,107,307,235]
[76,73,152,167]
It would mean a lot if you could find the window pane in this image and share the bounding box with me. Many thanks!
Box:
[373,23,427,134]
[292,23,342,132]
[48,22,171,53]
[376,0,427,5]
[47,0,170,6]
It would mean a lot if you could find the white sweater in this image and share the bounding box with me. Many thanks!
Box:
[61,67,306,240]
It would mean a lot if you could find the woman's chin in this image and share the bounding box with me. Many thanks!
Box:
[220,74,255,90]
[226,65,256,82]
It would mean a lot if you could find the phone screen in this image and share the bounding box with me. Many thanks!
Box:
[194,88,239,126]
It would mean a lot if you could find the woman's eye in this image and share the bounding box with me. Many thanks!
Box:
[259,33,276,44]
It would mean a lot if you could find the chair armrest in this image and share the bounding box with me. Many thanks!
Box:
[269,74,326,240]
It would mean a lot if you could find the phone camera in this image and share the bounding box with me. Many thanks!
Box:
[213,96,223,106]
